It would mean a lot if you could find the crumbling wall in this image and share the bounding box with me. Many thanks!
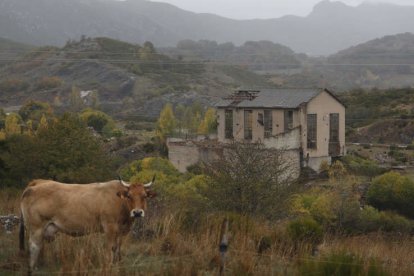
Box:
[263,127,301,150]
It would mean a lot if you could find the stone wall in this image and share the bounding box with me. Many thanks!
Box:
[167,138,301,178]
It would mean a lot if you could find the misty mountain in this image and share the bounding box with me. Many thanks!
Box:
[1,0,414,55]
[318,32,414,89]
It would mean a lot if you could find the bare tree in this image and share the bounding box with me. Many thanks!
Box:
[203,142,299,219]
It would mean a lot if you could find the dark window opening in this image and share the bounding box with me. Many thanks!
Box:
[244,110,253,140]
[307,114,317,149]
[329,113,340,156]
[329,113,339,142]
[225,110,233,139]
[264,110,273,138]
[257,113,264,125]
[284,110,293,132]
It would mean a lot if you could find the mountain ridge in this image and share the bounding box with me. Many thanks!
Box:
[2,0,414,55]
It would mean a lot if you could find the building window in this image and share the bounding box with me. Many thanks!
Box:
[284,110,293,132]
[225,110,233,139]
[329,113,339,142]
[264,110,273,138]
[307,114,317,149]
[244,110,253,140]
[329,113,340,156]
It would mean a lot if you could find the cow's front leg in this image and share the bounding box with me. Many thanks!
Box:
[105,225,121,263]
[114,236,123,262]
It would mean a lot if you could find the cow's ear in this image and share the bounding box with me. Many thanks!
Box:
[146,190,157,199]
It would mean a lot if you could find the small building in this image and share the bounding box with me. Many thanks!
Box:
[168,88,346,174]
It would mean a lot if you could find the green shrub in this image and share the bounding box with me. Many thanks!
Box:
[298,252,388,276]
[0,78,29,92]
[35,76,63,90]
[367,172,414,218]
[341,155,385,178]
[356,206,413,233]
[287,216,323,244]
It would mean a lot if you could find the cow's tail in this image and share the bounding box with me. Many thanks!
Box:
[19,211,25,252]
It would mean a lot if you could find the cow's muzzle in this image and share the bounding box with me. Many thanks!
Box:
[131,209,145,218]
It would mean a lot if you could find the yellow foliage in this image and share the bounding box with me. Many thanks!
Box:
[38,114,48,131]
[328,160,347,182]
[198,108,217,135]
[5,113,21,136]
[156,104,176,140]
[290,189,337,225]
[0,129,5,141]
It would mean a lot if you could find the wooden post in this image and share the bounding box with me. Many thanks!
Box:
[219,217,229,275]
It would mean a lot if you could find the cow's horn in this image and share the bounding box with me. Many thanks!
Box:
[144,175,155,188]
[118,175,130,187]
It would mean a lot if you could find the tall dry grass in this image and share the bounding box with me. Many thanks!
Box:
[0,188,413,275]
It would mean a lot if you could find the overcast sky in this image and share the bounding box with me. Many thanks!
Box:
[150,0,414,19]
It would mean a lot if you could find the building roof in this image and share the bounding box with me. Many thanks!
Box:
[215,88,344,109]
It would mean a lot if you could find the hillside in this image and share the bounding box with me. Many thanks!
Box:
[341,88,414,144]
[0,37,33,67]
[161,40,304,74]
[320,33,414,90]
[0,37,270,118]
[2,0,414,55]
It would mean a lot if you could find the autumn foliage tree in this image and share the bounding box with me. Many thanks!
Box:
[198,108,217,135]
[156,103,176,140]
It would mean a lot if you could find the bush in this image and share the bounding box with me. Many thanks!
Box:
[0,78,29,92]
[80,109,121,137]
[290,191,337,227]
[367,172,414,219]
[298,252,388,276]
[341,155,385,178]
[287,216,323,244]
[356,206,413,233]
[35,76,63,90]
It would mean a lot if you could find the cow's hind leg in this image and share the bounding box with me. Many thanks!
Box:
[28,229,44,272]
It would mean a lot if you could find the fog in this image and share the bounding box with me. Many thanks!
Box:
[150,0,414,19]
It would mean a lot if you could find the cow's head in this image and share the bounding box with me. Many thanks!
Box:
[117,176,156,218]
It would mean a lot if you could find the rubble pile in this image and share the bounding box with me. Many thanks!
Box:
[0,215,20,233]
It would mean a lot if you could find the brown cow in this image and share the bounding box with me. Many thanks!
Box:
[19,176,156,272]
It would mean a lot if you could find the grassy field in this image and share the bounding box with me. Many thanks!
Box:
[1,188,414,275]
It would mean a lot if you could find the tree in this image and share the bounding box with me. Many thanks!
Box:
[139,41,156,60]
[156,104,176,140]
[69,86,85,112]
[80,109,114,134]
[0,108,6,129]
[175,104,186,134]
[37,114,48,132]
[203,142,299,219]
[18,100,53,129]
[198,108,217,135]
[35,113,114,183]
[5,113,22,137]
